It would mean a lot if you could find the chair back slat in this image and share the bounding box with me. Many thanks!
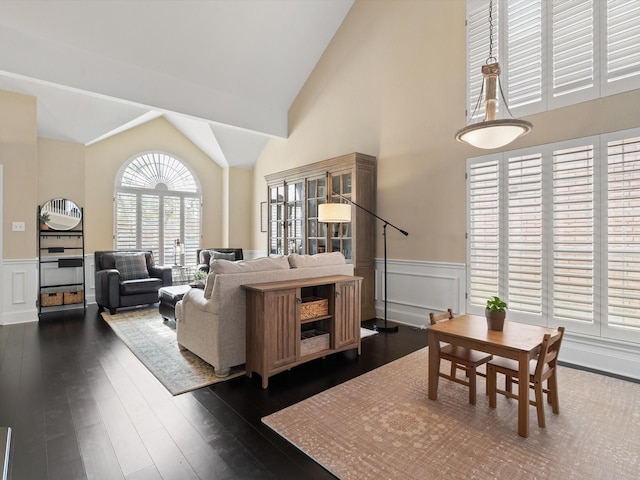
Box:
[429,308,454,325]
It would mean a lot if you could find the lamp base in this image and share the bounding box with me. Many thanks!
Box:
[373,322,399,333]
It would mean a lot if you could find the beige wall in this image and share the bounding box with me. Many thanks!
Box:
[0,90,37,259]
[252,0,640,264]
[85,117,224,253]
[38,138,86,208]
[223,167,252,249]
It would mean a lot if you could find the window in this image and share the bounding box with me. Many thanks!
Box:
[466,0,640,118]
[115,152,201,266]
[467,128,640,345]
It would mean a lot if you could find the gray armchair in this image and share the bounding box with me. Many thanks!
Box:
[95,250,172,314]
[196,248,244,273]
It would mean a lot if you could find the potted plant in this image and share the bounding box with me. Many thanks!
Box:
[191,269,207,288]
[485,296,507,331]
[39,212,50,230]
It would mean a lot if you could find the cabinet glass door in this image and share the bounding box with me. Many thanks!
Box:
[286,181,304,255]
[269,185,285,255]
[306,176,327,255]
[330,172,353,261]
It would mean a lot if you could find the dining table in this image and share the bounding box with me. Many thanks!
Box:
[427,314,558,437]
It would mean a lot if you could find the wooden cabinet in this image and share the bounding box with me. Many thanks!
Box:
[244,275,362,388]
[265,152,376,320]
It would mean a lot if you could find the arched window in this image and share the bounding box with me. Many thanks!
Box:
[115,152,201,266]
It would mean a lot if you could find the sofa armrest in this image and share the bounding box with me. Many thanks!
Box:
[149,265,173,286]
[180,287,217,314]
[197,263,209,273]
[95,269,121,308]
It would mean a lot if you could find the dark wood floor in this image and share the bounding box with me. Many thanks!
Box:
[0,306,428,480]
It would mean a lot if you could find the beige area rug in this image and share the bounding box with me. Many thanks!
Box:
[101,308,244,395]
[263,347,640,479]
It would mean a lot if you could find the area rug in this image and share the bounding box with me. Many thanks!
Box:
[101,308,244,395]
[263,347,640,480]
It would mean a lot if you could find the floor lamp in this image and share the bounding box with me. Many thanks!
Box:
[318,193,408,333]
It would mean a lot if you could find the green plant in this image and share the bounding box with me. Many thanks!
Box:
[485,296,507,312]
[193,270,207,281]
[39,212,50,224]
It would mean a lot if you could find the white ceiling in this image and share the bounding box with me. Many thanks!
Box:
[0,0,354,168]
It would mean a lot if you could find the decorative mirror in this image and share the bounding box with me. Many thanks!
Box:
[41,198,82,230]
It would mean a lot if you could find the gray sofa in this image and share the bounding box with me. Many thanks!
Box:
[175,252,354,377]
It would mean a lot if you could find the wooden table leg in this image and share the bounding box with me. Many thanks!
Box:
[428,331,440,400]
[517,351,530,437]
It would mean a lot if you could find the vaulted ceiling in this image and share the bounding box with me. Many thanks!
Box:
[0,0,354,168]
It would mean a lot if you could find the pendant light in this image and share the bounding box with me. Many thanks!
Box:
[455,0,532,150]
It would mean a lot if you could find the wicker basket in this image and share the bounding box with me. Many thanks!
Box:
[63,290,84,305]
[300,297,329,320]
[41,292,63,307]
[300,329,330,356]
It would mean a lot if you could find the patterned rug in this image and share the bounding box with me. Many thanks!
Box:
[263,347,640,480]
[101,308,244,395]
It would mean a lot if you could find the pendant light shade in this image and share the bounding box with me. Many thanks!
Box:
[456,2,532,150]
[318,203,351,223]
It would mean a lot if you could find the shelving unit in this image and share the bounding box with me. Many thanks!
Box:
[37,205,86,318]
[243,275,362,388]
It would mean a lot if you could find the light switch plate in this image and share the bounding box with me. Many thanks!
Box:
[12,222,25,232]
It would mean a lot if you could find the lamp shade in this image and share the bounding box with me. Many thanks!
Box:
[455,118,532,150]
[318,203,351,223]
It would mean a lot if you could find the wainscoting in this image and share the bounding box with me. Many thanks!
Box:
[2,254,639,381]
[375,257,640,381]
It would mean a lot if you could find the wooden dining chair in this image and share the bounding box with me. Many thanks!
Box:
[487,326,565,428]
[429,309,493,405]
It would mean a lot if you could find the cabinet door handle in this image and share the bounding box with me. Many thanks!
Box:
[297,297,302,304]
[336,291,341,298]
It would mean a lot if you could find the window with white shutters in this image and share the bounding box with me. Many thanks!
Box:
[466,0,640,118]
[506,0,543,110]
[607,135,640,330]
[467,158,501,308]
[552,145,595,324]
[468,129,640,345]
[507,153,543,315]
[604,1,640,95]
[115,152,201,266]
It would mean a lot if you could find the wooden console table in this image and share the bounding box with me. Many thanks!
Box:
[243,275,362,388]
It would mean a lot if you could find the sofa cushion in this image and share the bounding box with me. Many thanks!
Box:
[209,250,237,263]
[288,252,346,268]
[119,277,162,295]
[204,256,290,299]
[114,252,150,280]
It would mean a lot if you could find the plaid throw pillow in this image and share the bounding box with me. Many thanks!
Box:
[114,253,149,281]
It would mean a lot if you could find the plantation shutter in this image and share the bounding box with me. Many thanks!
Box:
[468,159,501,308]
[163,196,181,263]
[604,0,640,94]
[505,0,543,110]
[551,0,595,102]
[507,153,543,315]
[552,144,595,324]
[141,194,161,263]
[115,192,138,250]
[607,135,640,330]
[467,0,494,122]
[184,197,201,265]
